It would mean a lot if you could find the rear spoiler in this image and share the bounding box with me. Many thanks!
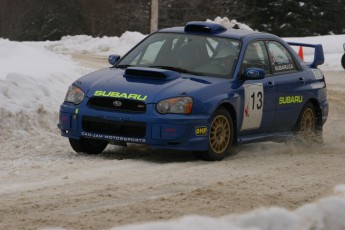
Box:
[287,42,324,68]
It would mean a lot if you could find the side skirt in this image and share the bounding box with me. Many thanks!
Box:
[237,131,294,144]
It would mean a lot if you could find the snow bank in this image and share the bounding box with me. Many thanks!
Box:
[0,38,87,113]
[0,32,145,113]
[111,186,345,230]
[40,31,145,56]
[0,32,145,136]
[0,38,82,81]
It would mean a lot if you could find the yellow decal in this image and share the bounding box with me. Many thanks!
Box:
[94,90,147,101]
[195,126,208,136]
[279,96,303,105]
[75,108,79,114]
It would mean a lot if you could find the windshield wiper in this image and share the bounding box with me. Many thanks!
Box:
[149,65,200,75]
[115,64,133,69]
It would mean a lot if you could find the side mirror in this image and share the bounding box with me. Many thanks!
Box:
[108,55,121,65]
[243,67,265,80]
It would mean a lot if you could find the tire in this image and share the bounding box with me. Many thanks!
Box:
[197,108,234,161]
[295,102,322,143]
[69,138,108,154]
[341,53,345,69]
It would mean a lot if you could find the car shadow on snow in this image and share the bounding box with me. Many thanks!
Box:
[95,144,200,163]
[70,141,324,164]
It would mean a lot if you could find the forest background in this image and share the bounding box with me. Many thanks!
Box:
[0,0,344,41]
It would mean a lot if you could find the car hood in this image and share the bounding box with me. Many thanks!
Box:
[76,67,229,103]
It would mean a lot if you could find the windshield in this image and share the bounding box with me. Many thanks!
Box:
[116,33,241,78]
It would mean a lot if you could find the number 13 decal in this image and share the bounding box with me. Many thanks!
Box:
[241,83,264,131]
[251,91,263,110]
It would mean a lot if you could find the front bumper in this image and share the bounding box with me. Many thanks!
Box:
[58,102,211,152]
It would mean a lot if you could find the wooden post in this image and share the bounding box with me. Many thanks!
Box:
[150,0,159,33]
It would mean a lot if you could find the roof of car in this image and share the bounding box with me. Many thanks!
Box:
[158,21,264,40]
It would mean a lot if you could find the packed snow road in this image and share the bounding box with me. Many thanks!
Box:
[1,55,345,230]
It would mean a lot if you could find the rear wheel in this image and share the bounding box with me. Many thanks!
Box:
[295,102,322,143]
[69,138,108,154]
[197,108,234,161]
[341,53,345,69]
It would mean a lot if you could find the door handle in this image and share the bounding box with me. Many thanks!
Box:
[299,77,305,84]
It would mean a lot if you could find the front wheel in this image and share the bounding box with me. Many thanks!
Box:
[69,138,108,154]
[197,108,234,161]
[341,53,345,69]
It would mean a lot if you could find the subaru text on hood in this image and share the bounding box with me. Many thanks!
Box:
[58,21,328,161]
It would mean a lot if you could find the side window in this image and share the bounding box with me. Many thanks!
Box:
[242,41,270,74]
[268,41,297,74]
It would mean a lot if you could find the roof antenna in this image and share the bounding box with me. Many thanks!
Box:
[233,24,240,29]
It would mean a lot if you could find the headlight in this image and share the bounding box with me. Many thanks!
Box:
[156,97,193,114]
[64,85,85,104]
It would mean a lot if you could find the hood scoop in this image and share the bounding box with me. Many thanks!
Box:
[124,67,181,81]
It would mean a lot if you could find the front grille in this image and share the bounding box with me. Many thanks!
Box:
[88,97,146,113]
[82,116,146,138]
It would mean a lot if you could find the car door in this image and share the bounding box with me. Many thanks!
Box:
[239,41,277,135]
[267,40,305,132]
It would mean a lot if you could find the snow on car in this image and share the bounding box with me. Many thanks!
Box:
[58,21,328,161]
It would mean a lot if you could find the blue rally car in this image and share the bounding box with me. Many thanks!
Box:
[58,21,328,161]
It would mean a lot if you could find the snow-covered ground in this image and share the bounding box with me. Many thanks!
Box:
[1,19,345,230]
[113,186,345,230]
